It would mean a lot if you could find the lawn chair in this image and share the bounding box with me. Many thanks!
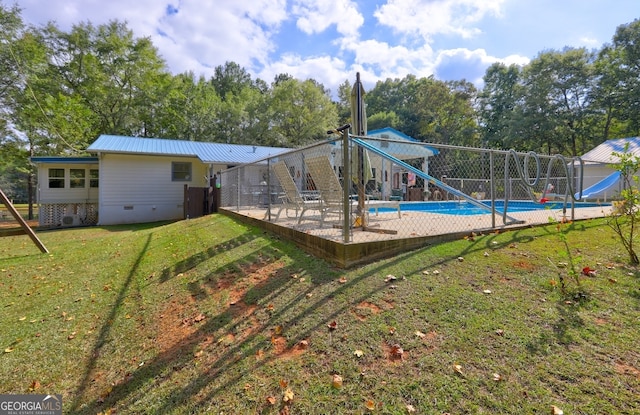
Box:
[305,155,402,223]
[303,155,345,225]
[270,160,323,223]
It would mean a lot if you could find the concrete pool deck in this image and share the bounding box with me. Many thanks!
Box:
[220,203,614,267]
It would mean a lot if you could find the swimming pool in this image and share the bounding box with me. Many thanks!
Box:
[371,200,609,216]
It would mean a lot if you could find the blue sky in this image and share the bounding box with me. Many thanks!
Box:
[7,0,639,97]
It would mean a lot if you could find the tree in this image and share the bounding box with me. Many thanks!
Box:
[0,3,24,136]
[478,63,523,149]
[268,78,338,146]
[595,19,640,138]
[39,20,169,140]
[212,61,254,99]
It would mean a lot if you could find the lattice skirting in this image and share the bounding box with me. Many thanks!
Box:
[39,203,99,227]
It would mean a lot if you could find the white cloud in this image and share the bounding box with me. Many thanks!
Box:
[292,0,364,37]
[153,0,288,74]
[341,38,436,78]
[434,48,529,85]
[374,0,506,40]
[259,54,349,92]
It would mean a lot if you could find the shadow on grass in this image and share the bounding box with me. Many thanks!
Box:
[68,233,153,413]
[69,224,420,414]
[69,218,603,414]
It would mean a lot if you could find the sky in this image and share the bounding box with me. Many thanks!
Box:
[7,0,639,97]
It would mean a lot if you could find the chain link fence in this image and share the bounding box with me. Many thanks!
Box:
[219,134,616,245]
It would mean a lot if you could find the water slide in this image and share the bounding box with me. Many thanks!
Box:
[351,137,524,224]
[574,171,621,200]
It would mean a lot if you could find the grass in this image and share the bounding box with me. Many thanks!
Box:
[0,214,638,414]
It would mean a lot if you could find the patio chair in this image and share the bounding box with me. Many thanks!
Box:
[270,160,323,223]
[304,155,401,224]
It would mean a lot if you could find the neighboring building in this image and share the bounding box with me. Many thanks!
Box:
[575,137,640,200]
[31,135,291,227]
[366,127,439,200]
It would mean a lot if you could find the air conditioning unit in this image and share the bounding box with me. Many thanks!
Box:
[61,214,81,227]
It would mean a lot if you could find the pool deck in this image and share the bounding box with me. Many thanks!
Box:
[223,203,614,244]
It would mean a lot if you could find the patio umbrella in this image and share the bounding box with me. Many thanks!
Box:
[350,73,371,223]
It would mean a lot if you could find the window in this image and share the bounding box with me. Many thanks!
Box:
[172,162,192,181]
[89,169,99,188]
[48,168,65,188]
[70,169,85,188]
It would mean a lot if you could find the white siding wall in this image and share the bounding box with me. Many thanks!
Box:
[36,163,99,203]
[581,164,617,188]
[98,154,208,225]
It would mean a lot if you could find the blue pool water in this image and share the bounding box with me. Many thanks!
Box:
[372,200,608,216]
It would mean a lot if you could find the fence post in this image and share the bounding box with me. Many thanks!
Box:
[184,184,189,219]
[211,175,220,213]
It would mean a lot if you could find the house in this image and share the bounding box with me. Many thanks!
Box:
[327,127,438,200]
[32,135,291,227]
[574,137,640,200]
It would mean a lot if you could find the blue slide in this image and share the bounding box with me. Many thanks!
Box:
[574,171,621,200]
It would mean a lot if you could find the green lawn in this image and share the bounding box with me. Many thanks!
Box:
[0,215,638,414]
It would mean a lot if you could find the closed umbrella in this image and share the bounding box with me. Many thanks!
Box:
[350,73,371,224]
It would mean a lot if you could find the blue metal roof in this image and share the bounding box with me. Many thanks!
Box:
[31,156,99,164]
[87,135,292,164]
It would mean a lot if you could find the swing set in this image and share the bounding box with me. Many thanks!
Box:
[0,187,48,253]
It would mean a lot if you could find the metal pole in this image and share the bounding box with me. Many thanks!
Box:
[342,128,350,243]
[490,150,495,229]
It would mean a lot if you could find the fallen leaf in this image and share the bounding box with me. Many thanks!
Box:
[338,277,347,284]
[4,347,13,353]
[495,329,504,336]
[414,331,426,338]
[406,404,416,413]
[29,380,41,391]
[484,251,490,257]
[327,321,337,331]
[297,339,309,349]
[282,388,294,403]
[266,396,277,405]
[256,349,265,359]
[267,304,274,312]
[332,374,343,389]
[422,270,430,275]
[432,270,440,275]
[453,364,463,375]
[274,325,283,335]
[608,278,617,283]
[457,256,464,262]
[67,331,77,340]
[390,344,404,359]
[388,327,396,335]
[18,316,26,321]
[551,405,564,415]
[194,313,206,322]
[364,399,376,411]
[354,349,364,358]
[279,379,288,388]
[384,274,397,282]
[483,289,492,294]
[492,373,503,381]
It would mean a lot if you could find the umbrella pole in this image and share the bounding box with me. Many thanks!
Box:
[355,73,366,227]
